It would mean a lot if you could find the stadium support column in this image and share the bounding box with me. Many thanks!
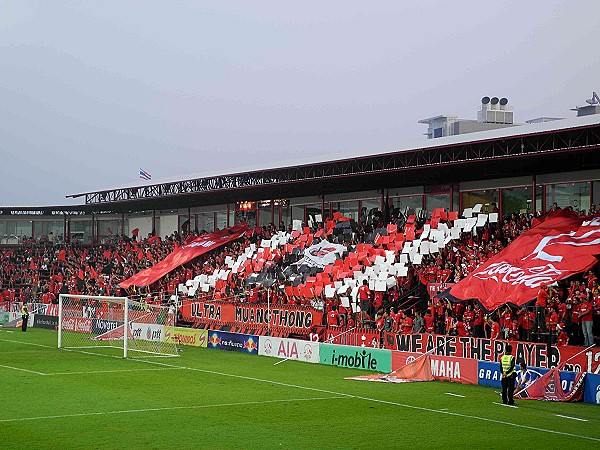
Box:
[152,210,156,236]
[532,174,536,215]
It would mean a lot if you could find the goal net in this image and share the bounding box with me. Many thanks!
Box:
[58,294,179,358]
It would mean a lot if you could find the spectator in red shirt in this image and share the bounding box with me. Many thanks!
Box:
[327,305,340,328]
[400,314,413,334]
[424,310,435,333]
[472,304,484,338]
[358,280,372,322]
[488,315,500,340]
[580,294,594,347]
[535,284,549,333]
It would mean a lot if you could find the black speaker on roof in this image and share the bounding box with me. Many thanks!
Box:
[491,97,499,105]
[500,97,508,105]
[481,96,490,104]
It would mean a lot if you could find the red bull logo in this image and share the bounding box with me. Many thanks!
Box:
[243,337,257,352]
[209,333,221,347]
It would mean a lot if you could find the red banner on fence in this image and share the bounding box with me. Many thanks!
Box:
[120,225,249,288]
[179,301,323,333]
[383,332,600,373]
[392,351,479,385]
[448,210,600,310]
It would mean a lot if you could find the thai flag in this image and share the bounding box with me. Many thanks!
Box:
[139,168,152,180]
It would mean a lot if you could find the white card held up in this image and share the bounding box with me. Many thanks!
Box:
[374,280,386,292]
[451,227,461,239]
[202,284,210,293]
[429,242,439,254]
[476,214,488,227]
[402,242,412,253]
[489,212,499,223]
[462,207,473,218]
[334,281,343,289]
[292,219,302,231]
[340,296,351,308]
[420,228,430,240]
[260,239,271,248]
[397,265,408,277]
[455,218,466,229]
[419,241,430,254]
[386,277,397,288]
[472,203,483,213]
[315,214,322,222]
[400,254,409,263]
[413,254,423,265]
[325,285,336,298]
[374,255,385,265]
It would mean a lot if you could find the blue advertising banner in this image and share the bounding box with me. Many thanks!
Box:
[477,361,578,392]
[207,330,259,354]
[92,318,122,335]
[583,373,600,405]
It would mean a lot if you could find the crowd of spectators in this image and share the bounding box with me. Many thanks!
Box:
[1,205,598,347]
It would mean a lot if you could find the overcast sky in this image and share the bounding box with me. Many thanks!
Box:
[1,1,598,206]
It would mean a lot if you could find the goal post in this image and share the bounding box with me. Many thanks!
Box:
[58,294,179,358]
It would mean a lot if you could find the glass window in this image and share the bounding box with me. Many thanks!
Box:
[97,220,121,244]
[392,195,423,216]
[331,201,359,222]
[305,203,322,227]
[461,189,498,212]
[258,201,273,227]
[546,182,590,214]
[360,198,381,225]
[70,219,92,244]
[501,187,532,216]
[35,220,64,242]
[216,211,228,230]
[280,205,291,231]
[426,193,450,212]
[16,221,33,242]
[196,213,214,233]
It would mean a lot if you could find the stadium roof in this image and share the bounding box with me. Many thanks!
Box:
[68,114,600,199]
[65,113,600,212]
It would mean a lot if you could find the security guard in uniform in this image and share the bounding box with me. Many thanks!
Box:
[21,304,29,332]
[500,344,516,405]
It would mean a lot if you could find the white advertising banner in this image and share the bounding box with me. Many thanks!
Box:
[258,336,320,363]
[130,322,165,342]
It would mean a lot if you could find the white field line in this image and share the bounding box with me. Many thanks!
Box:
[554,414,589,422]
[0,397,343,423]
[0,364,46,376]
[492,402,519,409]
[46,368,181,376]
[132,358,600,443]
[2,337,599,442]
[445,393,465,398]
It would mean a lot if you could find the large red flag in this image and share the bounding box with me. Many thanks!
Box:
[517,367,586,402]
[448,210,600,310]
[58,249,66,262]
[120,225,249,288]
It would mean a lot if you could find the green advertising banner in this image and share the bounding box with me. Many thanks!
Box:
[319,343,391,372]
[0,312,9,325]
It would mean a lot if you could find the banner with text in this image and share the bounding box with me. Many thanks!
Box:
[258,336,320,363]
[383,332,600,373]
[120,225,249,288]
[447,210,600,309]
[163,326,207,347]
[180,301,323,333]
[207,330,259,354]
[319,343,391,372]
[392,351,478,384]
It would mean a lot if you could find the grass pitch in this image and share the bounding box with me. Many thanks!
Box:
[0,328,599,449]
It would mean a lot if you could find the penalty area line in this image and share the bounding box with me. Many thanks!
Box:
[0,397,345,423]
[554,414,588,422]
[131,358,600,443]
[445,392,465,398]
[0,364,47,376]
